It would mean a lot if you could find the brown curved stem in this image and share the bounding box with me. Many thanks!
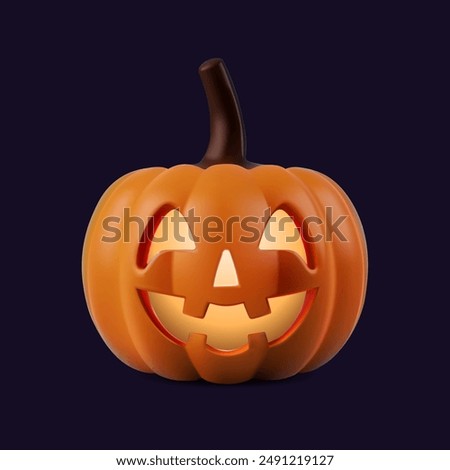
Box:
[197,58,254,168]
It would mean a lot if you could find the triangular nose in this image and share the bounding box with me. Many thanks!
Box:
[213,250,239,287]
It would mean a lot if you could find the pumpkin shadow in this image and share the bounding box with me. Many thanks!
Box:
[137,369,319,388]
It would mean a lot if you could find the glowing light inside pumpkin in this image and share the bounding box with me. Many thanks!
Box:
[213,250,239,287]
[147,209,195,263]
[259,209,307,263]
[148,291,306,350]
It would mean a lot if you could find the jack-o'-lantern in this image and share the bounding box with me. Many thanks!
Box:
[82,58,368,384]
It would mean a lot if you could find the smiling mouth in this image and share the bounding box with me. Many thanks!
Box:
[139,290,313,350]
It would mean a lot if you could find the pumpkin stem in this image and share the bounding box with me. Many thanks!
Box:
[197,58,255,168]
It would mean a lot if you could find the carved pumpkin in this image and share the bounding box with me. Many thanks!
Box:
[82,58,368,384]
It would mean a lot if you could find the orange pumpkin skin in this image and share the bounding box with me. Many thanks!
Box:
[82,59,368,383]
[82,164,367,383]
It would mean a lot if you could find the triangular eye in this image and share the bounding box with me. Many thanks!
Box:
[259,209,307,262]
[147,209,195,264]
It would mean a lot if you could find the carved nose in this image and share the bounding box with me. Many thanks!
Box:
[213,250,239,287]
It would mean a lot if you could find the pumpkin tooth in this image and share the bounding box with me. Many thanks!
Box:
[182,297,209,318]
[247,332,269,348]
[244,297,271,318]
[185,332,268,384]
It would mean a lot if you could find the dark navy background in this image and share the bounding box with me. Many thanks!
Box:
[4,5,447,449]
